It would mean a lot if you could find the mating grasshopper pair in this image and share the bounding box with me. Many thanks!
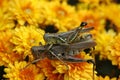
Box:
[24,22,96,80]
[25,22,96,69]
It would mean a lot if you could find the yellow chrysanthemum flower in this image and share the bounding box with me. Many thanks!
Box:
[0,0,6,7]
[0,0,10,11]
[77,10,105,36]
[4,61,45,80]
[1,0,120,79]
[10,26,45,59]
[107,33,120,68]
[49,1,80,30]
[65,52,96,80]
[96,76,117,80]
[0,30,13,53]
[8,0,42,26]
[0,30,13,66]
[80,0,111,4]
[36,52,96,80]
[0,51,22,67]
[0,9,15,31]
[38,1,80,32]
[95,29,116,59]
[0,30,25,66]
[99,3,120,32]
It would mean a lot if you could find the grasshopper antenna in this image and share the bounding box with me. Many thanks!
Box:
[68,22,87,43]
[22,58,41,70]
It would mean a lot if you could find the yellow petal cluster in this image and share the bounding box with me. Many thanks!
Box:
[96,76,117,80]
[107,34,120,68]
[10,26,45,59]
[0,0,120,80]
[36,52,96,80]
[4,61,45,80]
[95,30,116,59]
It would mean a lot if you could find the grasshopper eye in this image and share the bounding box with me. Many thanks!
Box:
[43,33,49,41]
[80,22,87,27]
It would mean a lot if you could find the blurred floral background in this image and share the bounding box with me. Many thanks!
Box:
[0,0,120,80]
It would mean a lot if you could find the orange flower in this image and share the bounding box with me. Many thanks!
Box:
[65,52,96,80]
[36,58,64,80]
[36,52,96,80]
[78,10,104,36]
[4,61,45,80]
[0,52,21,67]
[0,30,16,66]
[0,30,13,53]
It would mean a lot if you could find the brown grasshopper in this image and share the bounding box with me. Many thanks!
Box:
[43,22,94,45]
[24,22,96,79]
[24,29,96,68]
[24,22,96,67]
[25,38,96,68]
[27,37,96,80]
[43,22,95,56]
[30,35,96,80]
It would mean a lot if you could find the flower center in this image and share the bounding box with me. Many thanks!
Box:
[25,8,32,14]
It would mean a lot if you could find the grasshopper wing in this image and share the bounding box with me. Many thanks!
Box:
[69,39,96,50]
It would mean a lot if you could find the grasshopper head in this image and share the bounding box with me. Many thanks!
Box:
[31,46,45,59]
[44,33,60,44]
[44,33,54,41]
[80,22,87,27]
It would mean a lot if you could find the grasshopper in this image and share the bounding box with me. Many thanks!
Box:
[24,22,96,67]
[43,22,95,56]
[30,37,96,80]
[43,22,94,45]
[25,38,96,68]
[25,38,96,80]
[24,31,96,68]
[24,22,96,80]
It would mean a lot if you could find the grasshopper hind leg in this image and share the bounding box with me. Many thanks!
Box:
[49,51,70,80]
[49,50,69,71]
[61,55,95,80]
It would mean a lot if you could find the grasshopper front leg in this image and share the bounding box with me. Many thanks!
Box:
[23,58,42,69]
